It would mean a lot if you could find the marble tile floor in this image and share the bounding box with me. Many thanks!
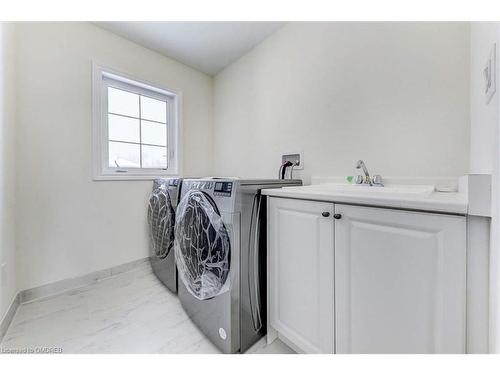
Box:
[0,262,294,354]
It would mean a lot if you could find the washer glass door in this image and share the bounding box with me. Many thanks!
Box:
[175,190,231,300]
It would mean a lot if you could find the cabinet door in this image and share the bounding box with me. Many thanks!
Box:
[334,204,466,353]
[268,197,334,353]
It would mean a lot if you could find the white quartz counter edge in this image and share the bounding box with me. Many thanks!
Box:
[262,188,468,215]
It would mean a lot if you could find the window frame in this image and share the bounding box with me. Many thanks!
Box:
[92,63,182,180]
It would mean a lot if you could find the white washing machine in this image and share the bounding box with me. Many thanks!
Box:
[174,178,302,353]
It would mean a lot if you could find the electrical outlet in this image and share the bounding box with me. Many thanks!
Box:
[282,152,303,170]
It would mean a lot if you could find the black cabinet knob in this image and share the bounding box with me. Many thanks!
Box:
[333,214,342,219]
[321,212,330,217]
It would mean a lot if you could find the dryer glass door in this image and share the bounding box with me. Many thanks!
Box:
[175,190,231,300]
[148,181,176,259]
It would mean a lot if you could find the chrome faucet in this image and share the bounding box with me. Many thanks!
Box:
[355,160,383,187]
[356,160,372,185]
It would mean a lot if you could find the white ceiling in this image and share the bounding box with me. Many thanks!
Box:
[96,22,285,76]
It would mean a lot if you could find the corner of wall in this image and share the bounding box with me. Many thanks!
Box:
[470,21,500,354]
[0,21,18,323]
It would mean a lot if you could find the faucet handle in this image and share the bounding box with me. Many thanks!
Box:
[354,175,364,184]
[372,175,383,186]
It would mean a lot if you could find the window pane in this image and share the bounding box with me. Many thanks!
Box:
[109,141,140,168]
[108,87,139,118]
[108,114,140,143]
[141,120,167,146]
[142,145,167,169]
[140,96,167,123]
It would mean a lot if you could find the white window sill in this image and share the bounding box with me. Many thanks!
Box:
[93,170,180,181]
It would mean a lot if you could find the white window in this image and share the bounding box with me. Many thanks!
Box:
[92,64,181,180]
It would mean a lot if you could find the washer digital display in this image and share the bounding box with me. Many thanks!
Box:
[214,182,233,196]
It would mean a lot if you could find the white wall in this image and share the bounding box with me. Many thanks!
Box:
[0,23,17,320]
[213,23,470,183]
[470,22,500,353]
[15,23,213,290]
[470,24,499,174]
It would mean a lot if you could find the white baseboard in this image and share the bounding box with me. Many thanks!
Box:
[19,257,150,304]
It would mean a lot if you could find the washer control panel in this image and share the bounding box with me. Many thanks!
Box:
[214,182,233,197]
[168,178,179,187]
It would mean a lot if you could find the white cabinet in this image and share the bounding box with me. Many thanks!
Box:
[267,198,467,354]
[268,197,334,353]
[334,204,466,353]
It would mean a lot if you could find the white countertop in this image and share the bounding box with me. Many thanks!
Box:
[262,184,468,214]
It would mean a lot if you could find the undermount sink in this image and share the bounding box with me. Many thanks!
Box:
[282,183,436,197]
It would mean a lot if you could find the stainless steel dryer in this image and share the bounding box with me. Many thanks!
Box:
[148,178,182,293]
[174,178,302,353]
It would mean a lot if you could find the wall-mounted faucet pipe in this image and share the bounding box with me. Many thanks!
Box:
[279,161,293,180]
